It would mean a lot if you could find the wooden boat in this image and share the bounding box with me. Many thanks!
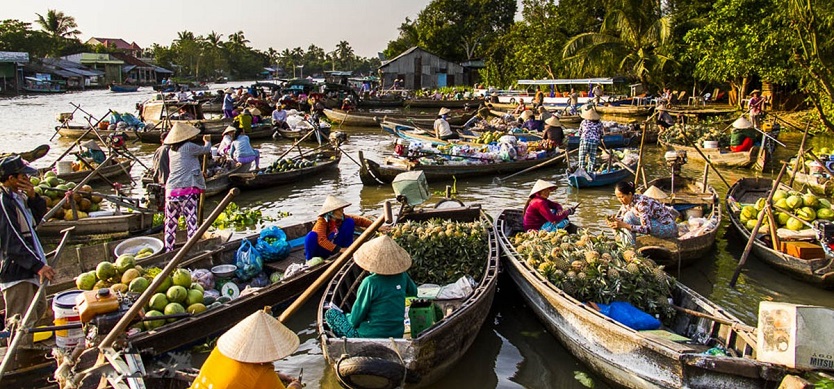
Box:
[634,176,722,268]
[595,104,653,117]
[381,120,542,148]
[21,77,66,94]
[726,177,834,288]
[136,124,275,144]
[109,84,140,92]
[139,100,231,134]
[404,98,483,109]
[275,114,333,141]
[229,150,341,190]
[318,205,498,388]
[205,164,247,197]
[659,139,764,169]
[786,166,834,197]
[37,211,155,242]
[566,132,637,150]
[359,149,562,185]
[667,106,738,118]
[41,159,133,183]
[1,144,50,163]
[357,97,404,108]
[55,125,140,140]
[567,157,637,188]
[495,209,790,388]
[323,108,469,127]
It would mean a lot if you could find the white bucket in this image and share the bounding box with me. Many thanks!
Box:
[53,290,84,348]
[56,161,73,175]
[703,141,719,149]
[685,208,704,219]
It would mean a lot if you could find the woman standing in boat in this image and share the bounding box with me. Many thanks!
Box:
[163,123,212,252]
[606,181,678,244]
[523,180,573,231]
[304,195,373,260]
[222,88,235,119]
[324,235,418,338]
[748,89,765,129]
[577,106,603,174]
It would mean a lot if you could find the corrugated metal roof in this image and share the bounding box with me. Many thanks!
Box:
[0,51,29,63]
[153,65,173,74]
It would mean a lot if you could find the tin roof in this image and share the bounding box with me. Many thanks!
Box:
[0,51,29,63]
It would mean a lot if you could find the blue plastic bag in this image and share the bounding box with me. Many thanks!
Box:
[255,226,290,263]
[235,240,263,281]
[597,301,661,331]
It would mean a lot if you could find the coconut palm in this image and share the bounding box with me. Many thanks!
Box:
[35,9,80,39]
[562,0,674,87]
[228,31,249,48]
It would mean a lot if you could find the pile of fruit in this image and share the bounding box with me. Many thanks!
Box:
[658,120,731,147]
[70,161,99,172]
[32,172,104,221]
[527,140,558,152]
[473,131,505,144]
[259,157,316,174]
[513,229,675,320]
[389,219,489,284]
[738,190,834,232]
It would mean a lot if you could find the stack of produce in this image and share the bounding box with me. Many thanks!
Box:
[212,202,274,230]
[658,119,731,147]
[738,190,834,232]
[388,219,489,284]
[513,229,675,320]
[259,157,316,174]
[33,172,104,221]
[473,131,504,144]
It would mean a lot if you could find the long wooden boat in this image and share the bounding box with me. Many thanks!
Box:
[726,177,834,288]
[404,98,483,109]
[205,164,247,197]
[566,132,637,150]
[55,125,141,140]
[659,140,763,169]
[109,84,140,92]
[359,149,562,185]
[595,104,653,117]
[567,158,637,188]
[357,97,404,108]
[40,159,133,184]
[229,150,341,190]
[136,124,275,144]
[634,176,721,268]
[380,120,482,147]
[495,209,789,388]
[1,144,50,163]
[323,108,469,127]
[37,211,155,242]
[786,166,834,197]
[318,205,498,388]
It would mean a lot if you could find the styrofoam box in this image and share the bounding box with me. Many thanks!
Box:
[757,301,834,370]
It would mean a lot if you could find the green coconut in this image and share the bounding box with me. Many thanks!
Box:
[144,310,166,330]
[76,271,97,290]
[797,207,817,222]
[96,262,117,281]
[803,193,819,208]
[787,217,804,231]
[172,268,192,288]
[149,293,169,311]
[786,195,803,210]
[772,189,788,202]
[817,208,834,220]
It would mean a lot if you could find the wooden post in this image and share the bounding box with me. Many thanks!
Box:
[765,206,780,251]
[633,120,649,187]
[701,161,710,194]
[788,122,811,187]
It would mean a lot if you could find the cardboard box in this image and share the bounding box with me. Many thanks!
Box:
[757,301,834,370]
[780,241,825,259]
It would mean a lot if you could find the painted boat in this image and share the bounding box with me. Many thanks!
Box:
[567,157,637,188]
[1,144,50,163]
[635,176,722,268]
[566,132,637,150]
[726,177,834,288]
[786,167,834,197]
[40,159,133,184]
[36,211,155,242]
[659,140,764,169]
[318,206,498,388]
[229,150,341,190]
[109,84,140,93]
[359,149,562,185]
[323,108,469,127]
[495,209,789,388]
[403,98,483,109]
[55,125,140,140]
[380,120,542,149]
[136,124,275,144]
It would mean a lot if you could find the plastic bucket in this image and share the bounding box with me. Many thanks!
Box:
[685,208,704,219]
[56,161,73,175]
[703,141,719,149]
[53,290,84,348]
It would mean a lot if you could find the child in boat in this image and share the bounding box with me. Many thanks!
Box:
[523,180,573,231]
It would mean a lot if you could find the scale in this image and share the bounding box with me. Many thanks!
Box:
[211,265,240,299]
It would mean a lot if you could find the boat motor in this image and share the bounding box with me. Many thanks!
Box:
[814,220,834,255]
[664,150,687,176]
[107,132,129,149]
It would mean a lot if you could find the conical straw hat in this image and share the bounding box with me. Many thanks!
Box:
[581,106,600,120]
[520,110,534,120]
[529,179,558,197]
[216,308,300,363]
[222,126,237,135]
[732,117,753,129]
[162,122,201,144]
[318,195,351,216]
[225,88,234,94]
[354,235,412,275]
[545,116,562,127]
[81,140,101,151]
[438,107,451,115]
[643,185,668,200]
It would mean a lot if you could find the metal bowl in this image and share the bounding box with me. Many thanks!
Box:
[211,264,237,278]
[113,237,164,258]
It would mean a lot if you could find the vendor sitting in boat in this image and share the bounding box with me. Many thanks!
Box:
[304,195,373,260]
[542,117,565,147]
[233,109,253,133]
[325,235,418,338]
[80,140,106,164]
[228,128,260,171]
[523,180,573,231]
[189,308,302,389]
[434,107,459,140]
[520,110,543,132]
[606,181,678,245]
[217,126,235,158]
[729,117,757,152]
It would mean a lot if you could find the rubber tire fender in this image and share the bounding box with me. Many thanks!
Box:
[336,356,405,389]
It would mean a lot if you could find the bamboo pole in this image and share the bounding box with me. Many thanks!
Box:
[788,122,811,187]
[633,120,649,187]
[41,155,116,222]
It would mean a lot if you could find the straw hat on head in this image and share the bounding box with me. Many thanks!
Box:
[250,108,261,116]
[656,105,667,112]
[438,107,451,116]
[529,179,558,198]
[732,117,754,129]
[581,106,600,121]
[81,140,101,151]
[163,122,201,144]
[520,110,534,120]
[353,235,412,275]
[751,89,761,95]
[225,88,234,94]
[318,195,351,216]
[222,126,237,135]
[642,185,668,200]
[545,116,562,127]
[216,308,300,363]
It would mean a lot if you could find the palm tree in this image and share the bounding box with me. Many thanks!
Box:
[35,9,80,39]
[562,0,674,88]
[336,41,354,63]
[205,31,224,49]
[228,31,249,48]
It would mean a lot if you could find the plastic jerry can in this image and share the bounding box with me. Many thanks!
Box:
[76,288,120,322]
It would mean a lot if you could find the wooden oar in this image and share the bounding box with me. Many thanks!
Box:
[338,110,350,129]
[730,162,787,287]
[278,213,387,322]
[0,226,73,383]
[276,127,318,161]
[633,120,649,187]
[494,148,577,184]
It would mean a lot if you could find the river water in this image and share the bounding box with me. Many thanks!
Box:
[1,87,832,388]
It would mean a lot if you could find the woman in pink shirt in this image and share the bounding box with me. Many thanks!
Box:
[523,180,573,231]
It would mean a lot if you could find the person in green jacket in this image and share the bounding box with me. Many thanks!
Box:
[80,140,106,164]
[325,235,417,338]
[729,117,758,152]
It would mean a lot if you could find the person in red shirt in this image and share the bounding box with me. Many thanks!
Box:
[304,195,373,260]
[522,180,574,231]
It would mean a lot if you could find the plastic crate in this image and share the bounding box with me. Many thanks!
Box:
[408,300,443,337]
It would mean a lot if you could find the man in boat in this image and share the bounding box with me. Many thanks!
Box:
[729,117,758,152]
[512,98,528,115]
[592,84,604,105]
[656,105,675,131]
[0,156,55,347]
[271,103,289,130]
[489,92,499,104]
[80,140,106,164]
[568,88,579,114]
[304,195,373,260]
[434,108,459,140]
[748,89,765,129]
[189,308,302,389]
[534,89,545,108]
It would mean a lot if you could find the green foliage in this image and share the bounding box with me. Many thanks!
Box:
[0,20,51,58]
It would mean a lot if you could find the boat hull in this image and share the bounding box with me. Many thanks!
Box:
[659,140,762,169]
[56,126,140,140]
[229,151,341,189]
[36,211,154,242]
[567,160,636,188]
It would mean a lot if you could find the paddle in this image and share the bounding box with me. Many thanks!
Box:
[339,110,350,129]
[0,226,73,384]
[634,119,650,187]
[278,212,387,322]
[276,126,318,161]
[730,162,787,287]
[493,148,577,184]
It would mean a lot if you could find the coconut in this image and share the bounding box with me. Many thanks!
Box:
[817,208,834,220]
[76,271,97,290]
[114,255,135,274]
[803,193,819,208]
[797,206,817,222]
[772,190,788,202]
[96,262,117,281]
[786,195,803,210]
[144,310,166,330]
[172,268,191,287]
[787,217,804,231]
[129,277,150,293]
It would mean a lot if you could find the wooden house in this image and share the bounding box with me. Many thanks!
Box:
[0,51,28,94]
[378,47,465,90]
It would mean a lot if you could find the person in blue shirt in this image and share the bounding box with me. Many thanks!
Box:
[222,88,235,119]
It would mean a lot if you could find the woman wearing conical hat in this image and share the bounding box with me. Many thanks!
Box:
[606,180,678,245]
[748,89,765,129]
[303,195,374,260]
[577,105,603,175]
[80,140,106,164]
[324,235,418,338]
[523,180,574,231]
[189,308,302,389]
[542,117,565,147]
[729,117,757,152]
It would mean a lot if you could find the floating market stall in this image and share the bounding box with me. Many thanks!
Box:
[229,150,341,190]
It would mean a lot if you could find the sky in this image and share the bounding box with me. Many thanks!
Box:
[5,0,435,58]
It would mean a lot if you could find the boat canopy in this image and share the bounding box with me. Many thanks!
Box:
[517,77,625,86]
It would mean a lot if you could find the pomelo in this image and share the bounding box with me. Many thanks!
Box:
[166,285,188,304]
[96,262,117,281]
[149,293,169,311]
[76,271,97,290]
[114,255,135,273]
[121,268,141,284]
[110,283,128,294]
[164,302,185,322]
[190,283,204,293]
[187,303,206,314]
[154,276,173,294]
[186,289,204,306]
[144,310,165,330]
[129,277,150,293]
[172,269,191,287]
